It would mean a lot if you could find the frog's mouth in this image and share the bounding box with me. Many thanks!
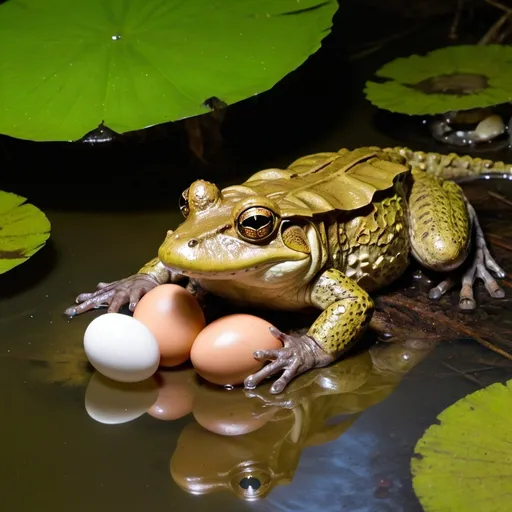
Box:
[166,265,262,279]
[158,228,311,280]
[164,258,309,281]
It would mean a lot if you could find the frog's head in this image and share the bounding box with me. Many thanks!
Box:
[158,180,313,279]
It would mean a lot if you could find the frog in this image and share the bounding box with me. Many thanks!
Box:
[64,146,512,394]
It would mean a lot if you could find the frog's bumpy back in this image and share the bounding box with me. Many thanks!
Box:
[386,146,512,181]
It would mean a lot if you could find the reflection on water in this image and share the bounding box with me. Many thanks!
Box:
[81,339,436,501]
[1,172,511,511]
[85,373,159,425]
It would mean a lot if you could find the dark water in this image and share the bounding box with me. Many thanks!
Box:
[1,2,512,511]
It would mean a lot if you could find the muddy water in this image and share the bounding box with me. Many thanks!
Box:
[2,4,512,512]
[2,187,512,512]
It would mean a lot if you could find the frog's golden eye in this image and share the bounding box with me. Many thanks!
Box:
[179,189,190,218]
[236,206,277,242]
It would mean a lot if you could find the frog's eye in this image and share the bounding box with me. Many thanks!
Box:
[236,206,277,242]
[179,189,190,218]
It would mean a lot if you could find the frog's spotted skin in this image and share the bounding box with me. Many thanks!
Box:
[308,268,374,355]
[390,146,512,179]
[338,184,410,292]
[408,169,470,271]
[66,145,512,393]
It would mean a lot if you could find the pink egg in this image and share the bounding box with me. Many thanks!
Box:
[190,314,282,387]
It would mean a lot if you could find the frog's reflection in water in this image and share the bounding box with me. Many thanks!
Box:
[170,338,436,500]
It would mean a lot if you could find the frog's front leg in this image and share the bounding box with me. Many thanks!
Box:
[244,269,374,394]
[408,170,505,309]
[64,256,185,317]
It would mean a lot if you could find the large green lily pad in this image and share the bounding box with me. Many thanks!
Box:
[0,191,51,274]
[0,0,338,142]
[364,45,512,115]
[411,378,512,511]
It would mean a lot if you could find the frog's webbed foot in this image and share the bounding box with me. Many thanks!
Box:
[428,203,506,310]
[64,274,160,317]
[244,327,334,395]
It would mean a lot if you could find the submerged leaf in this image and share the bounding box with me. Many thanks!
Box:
[0,191,51,274]
[411,379,512,512]
[364,45,512,115]
[0,0,338,141]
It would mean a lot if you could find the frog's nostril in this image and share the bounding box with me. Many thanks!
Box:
[188,239,198,248]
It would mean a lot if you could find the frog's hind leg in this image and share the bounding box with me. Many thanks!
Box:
[408,170,505,309]
[430,202,505,309]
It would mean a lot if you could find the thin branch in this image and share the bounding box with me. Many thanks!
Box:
[377,294,512,363]
[487,233,512,252]
[488,191,512,208]
[484,0,512,14]
[440,361,485,387]
[348,22,426,62]
[479,11,512,43]
[450,0,467,39]
[480,0,512,44]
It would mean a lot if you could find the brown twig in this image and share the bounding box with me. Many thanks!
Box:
[480,0,512,44]
[378,294,512,363]
[348,22,426,62]
[487,191,512,208]
[450,0,466,39]
[440,361,485,387]
[496,18,512,40]
[487,233,512,252]
[484,0,512,13]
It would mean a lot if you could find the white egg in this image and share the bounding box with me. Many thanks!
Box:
[85,372,158,425]
[84,312,160,383]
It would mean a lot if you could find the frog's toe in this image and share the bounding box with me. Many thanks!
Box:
[479,265,505,298]
[65,289,116,317]
[459,284,477,310]
[244,357,289,390]
[253,348,291,361]
[269,359,302,394]
[457,246,505,309]
[482,246,506,279]
[428,252,506,309]
[450,202,507,309]
[428,277,456,300]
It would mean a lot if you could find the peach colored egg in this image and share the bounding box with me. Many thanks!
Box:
[133,284,205,367]
[147,369,198,421]
[190,314,282,387]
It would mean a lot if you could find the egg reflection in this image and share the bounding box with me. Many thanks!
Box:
[84,371,158,425]
[148,368,198,421]
[192,382,279,436]
[170,336,440,501]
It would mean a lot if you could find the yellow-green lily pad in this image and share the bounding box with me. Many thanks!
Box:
[0,191,51,274]
[0,0,338,142]
[411,378,512,511]
[364,45,512,115]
